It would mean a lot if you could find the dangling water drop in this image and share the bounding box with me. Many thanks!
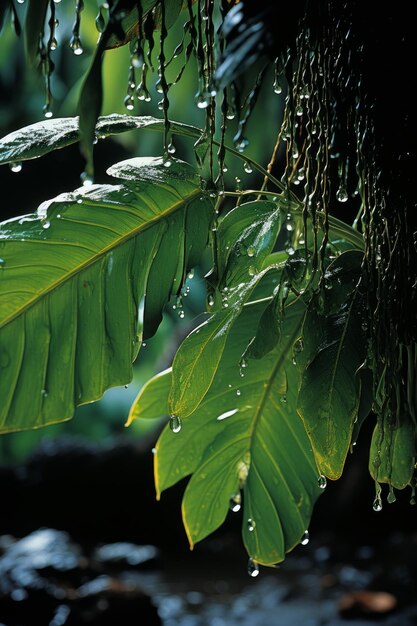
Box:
[42,220,51,230]
[247,558,260,578]
[81,171,93,186]
[318,474,327,489]
[373,483,383,511]
[336,186,348,202]
[247,518,256,532]
[244,161,253,174]
[169,414,182,433]
[235,137,249,153]
[69,35,83,55]
[247,245,256,258]
[10,162,22,173]
[43,104,53,119]
[236,389,241,397]
[124,94,135,111]
[195,92,209,109]
[229,493,241,513]
[207,294,215,307]
[95,7,106,33]
[387,486,396,504]
[301,530,310,545]
[273,80,282,94]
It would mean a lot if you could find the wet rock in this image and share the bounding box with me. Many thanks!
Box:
[0,529,161,625]
[66,575,161,626]
[93,543,160,570]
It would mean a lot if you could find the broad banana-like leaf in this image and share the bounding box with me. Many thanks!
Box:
[0,157,213,433]
[130,299,322,566]
[297,251,367,479]
[0,115,201,168]
[369,418,416,490]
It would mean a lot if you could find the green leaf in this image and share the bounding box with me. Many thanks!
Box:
[126,367,171,426]
[369,417,416,489]
[297,251,367,479]
[169,266,280,418]
[105,0,159,49]
[136,299,321,566]
[216,200,285,285]
[0,157,213,433]
[24,0,49,66]
[0,116,201,167]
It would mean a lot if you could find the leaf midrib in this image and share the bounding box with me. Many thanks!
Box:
[1,188,200,329]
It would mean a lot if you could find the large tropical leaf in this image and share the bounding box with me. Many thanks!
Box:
[169,199,284,418]
[297,251,367,479]
[0,157,213,433]
[0,115,201,168]
[130,298,322,566]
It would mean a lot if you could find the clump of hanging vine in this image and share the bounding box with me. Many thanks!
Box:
[4,0,416,508]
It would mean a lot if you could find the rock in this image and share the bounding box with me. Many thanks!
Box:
[0,529,161,625]
[93,543,160,570]
[338,590,398,617]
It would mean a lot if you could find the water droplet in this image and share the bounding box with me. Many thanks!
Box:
[244,161,253,174]
[207,294,215,307]
[163,157,172,168]
[124,384,129,389]
[247,518,256,532]
[239,358,248,377]
[318,474,327,489]
[0,258,5,268]
[301,530,310,545]
[235,137,249,153]
[236,389,241,397]
[387,486,396,504]
[226,108,235,120]
[41,388,48,398]
[196,93,209,109]
[229,493,241,513]
[81,172,94,186]
[124,95,135,111]
[169,414,182,433]
[137,85,151,102]
[10,161,22,173]
[248,266,256,277]
[95,8,106,33]
[42,220,51,230]
[373,494,383,512]
[336,187,348,203]
[167,141,176,155]
[247,246,256,258]
[297,167,305,181]
[247,558,260,577]
[178,309,185,319]
[273,80,282,94]
[280,395,287,404]
[361,321,368,332]
[43,104,53,119]
[69,35,83,55]
[152,447,157,455]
